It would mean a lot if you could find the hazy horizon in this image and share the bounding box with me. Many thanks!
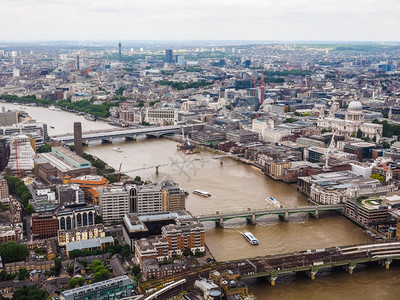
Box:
[2,0,400,42]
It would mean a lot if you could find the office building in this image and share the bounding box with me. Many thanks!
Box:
[0,122,49,143]
[165,49,173,63]
[73,122,83,157]
[59,275,134,300]
[31,213,59,238]
[99,183,130,225]
[57,206,96,231]
[63,175,109,204]
[7,135,35,171]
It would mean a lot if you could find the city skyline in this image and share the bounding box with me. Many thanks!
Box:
[2,0,400,42]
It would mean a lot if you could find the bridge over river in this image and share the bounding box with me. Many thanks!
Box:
[221,241,400,285]
[50,125,181,144]
[196,205,344,227]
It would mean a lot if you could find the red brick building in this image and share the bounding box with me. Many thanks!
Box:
[31,214,59,238]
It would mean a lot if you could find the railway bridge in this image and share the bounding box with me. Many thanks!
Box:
[196,205,344,227]
[221,241,400,285]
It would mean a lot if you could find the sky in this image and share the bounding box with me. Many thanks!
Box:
[1,0,400,42]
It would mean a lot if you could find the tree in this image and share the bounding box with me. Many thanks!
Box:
[370,174,384,183]
[12,285,47,300]
[69,278,78,289]
[25,203,35,214]
[0,242,29,263]
[382,141,390,149]
[357,129,363,139]
[121,244,131,258]
[77,277,85,286]
[17,268,28,281]
[134,176,142,182]
[183,248,192,257]
[91,259,102,269]
[132,265,141,276]
[37,144,51,153]
[54,257,62,275]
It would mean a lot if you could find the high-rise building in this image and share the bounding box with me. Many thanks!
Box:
[99,184,130,225]
[165,49,173,63]
[73,122,83,157]
[76,55,80,70]
[118,42,122,61]
[0,137,10,172]
[8,135,35,171]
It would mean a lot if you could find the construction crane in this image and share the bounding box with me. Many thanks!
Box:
[117,163,122,182]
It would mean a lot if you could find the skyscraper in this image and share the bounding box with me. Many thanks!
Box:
[73,122,83,157]
[76,55,80,70]
[118,42,122,62]
[165,49,173,63]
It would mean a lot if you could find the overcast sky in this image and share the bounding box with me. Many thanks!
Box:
[2,0,400,42]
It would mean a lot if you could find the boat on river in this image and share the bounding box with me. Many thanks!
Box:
[242,232,259,245]
[266,196,282,208]
[113,147,122,152]
[193,190,211,197]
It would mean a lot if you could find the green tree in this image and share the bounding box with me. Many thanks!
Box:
[382,141,390,149]
[37,144,52,153]
[134,176,142,182]
[17,268,28,281]
[91,259,102,269]
[77,277,85,286]
[25,203,35,214]
[121,244,131,258]
[357,129,363,139]
[12,285,47,300]
[183,248,192,257]
[132,265,141,276]
[69,278,78,289]
[0,242,29,263]
[370,174,385,183]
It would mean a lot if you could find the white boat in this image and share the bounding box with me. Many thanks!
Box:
[266,196,281,208]
[48,105,61,111]
[113,147,122,152]
[193,190,211,197]
[243,232,259,245]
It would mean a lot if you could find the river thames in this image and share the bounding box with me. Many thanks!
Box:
[3,102,400,299]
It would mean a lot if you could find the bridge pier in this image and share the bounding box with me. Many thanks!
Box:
[309,207,319,219]
[346,262,357,274]
[270,277,277,286]
[125,134,137,141]
[85,140,89,145]
[308,269,318,280]
[156,166,159,175]
[384,259,392,269]
[216,217,224,228]
[220,158,223,165]
[247,214,256,225]
[279,211,289,222]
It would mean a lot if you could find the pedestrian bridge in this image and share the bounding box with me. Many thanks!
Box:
[50,125,181,144]
[196,205,344,227]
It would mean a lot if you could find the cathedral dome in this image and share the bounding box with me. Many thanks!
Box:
[348,100,363,112]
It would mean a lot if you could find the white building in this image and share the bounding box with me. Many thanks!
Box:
[98,184,130,225]
[317,100,382,142]
[7,135,35,171]
[145,108,177,125]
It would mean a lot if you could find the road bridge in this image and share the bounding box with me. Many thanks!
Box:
[196,205,344,227]
[222,241,400,285]
[50,125,181,144]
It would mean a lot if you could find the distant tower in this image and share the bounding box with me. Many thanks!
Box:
[76,55,80,70]
[118,42,122,62]
[74,122,83,157]
[165,49,173,63]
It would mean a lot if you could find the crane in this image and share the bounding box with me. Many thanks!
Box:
[117,163,122,182]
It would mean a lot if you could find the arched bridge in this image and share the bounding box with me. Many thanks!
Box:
[50,125,181,144]
[196,205,344,227]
